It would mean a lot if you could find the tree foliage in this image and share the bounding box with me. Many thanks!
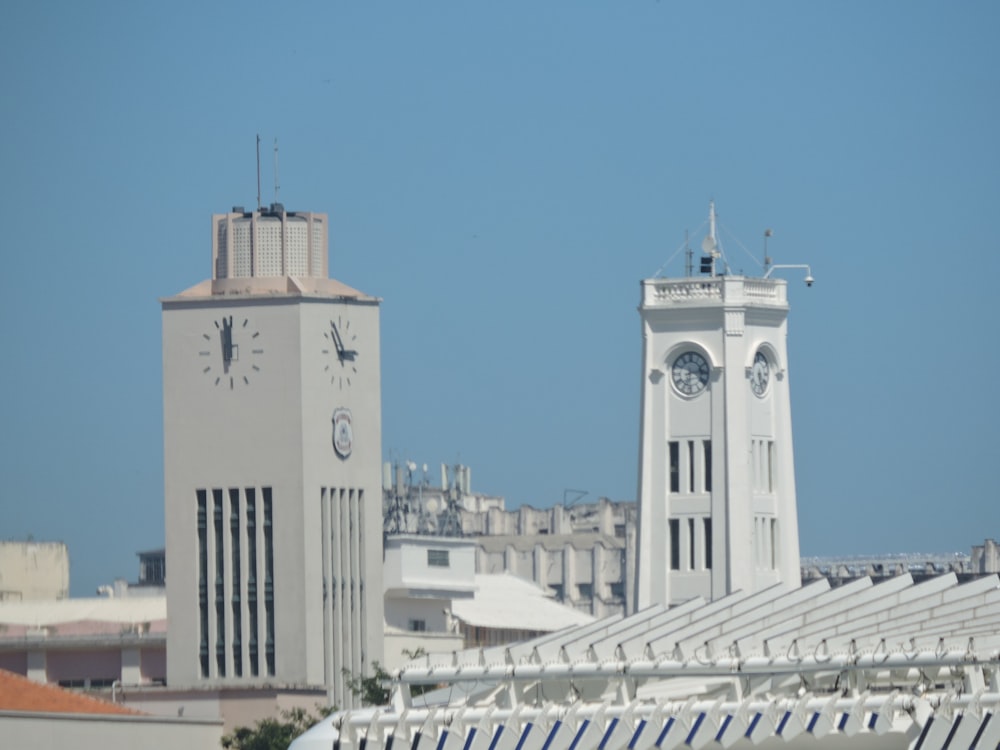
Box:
[220,706,332,750]
[343,661,391,706]
[220,655,426,750]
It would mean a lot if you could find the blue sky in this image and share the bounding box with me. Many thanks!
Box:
[1,2,997,597]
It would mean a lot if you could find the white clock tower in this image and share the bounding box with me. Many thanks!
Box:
[162,204,383,707]
[635,203,804,608]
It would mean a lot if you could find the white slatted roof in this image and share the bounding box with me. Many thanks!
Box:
[292,574,1000,750]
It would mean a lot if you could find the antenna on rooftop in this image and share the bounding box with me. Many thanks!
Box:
[684,230,693,277]
[255,134,262,211]
[699,200,720,276]
[273,138,280,205]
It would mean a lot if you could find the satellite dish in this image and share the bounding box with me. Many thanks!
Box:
[701,235,717,254]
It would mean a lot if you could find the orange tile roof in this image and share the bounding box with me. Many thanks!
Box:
[0,669,143,716]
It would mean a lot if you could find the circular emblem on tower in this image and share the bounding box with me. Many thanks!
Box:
[332,407,353,459]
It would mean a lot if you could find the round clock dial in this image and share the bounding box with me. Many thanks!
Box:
[199,315,263,389]
[322,314,359,390]
[672,351,710,396]
[750,351,770,397]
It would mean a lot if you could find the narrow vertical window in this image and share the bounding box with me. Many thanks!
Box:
[703,518,712,569]
[687,441,695,493]
[703,440,712,492]
[770,519,778,569]
[750,441,758,492]
[229,488,242,677]
[197,490,208,678]
[688,517,696,570]
[246,488,258,677]
[669,519,680,570]
[768,441,776,493]
[213,489,225,677]
[263,487,275,676]
[754,517,761,567]
[669,442,680,493]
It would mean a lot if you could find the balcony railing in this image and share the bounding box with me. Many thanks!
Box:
[643,276,786,307]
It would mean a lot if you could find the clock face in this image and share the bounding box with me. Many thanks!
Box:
[199,315,263,389]
[750,351,770,397]
[322,314,359,390]
[672,351,710,396]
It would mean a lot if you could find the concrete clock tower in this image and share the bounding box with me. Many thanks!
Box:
[635,203,805,608]
[162,204,383,707]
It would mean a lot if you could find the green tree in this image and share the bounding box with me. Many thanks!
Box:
[221,706,332,750]
[343,651,431,707]
[343,661,391,706]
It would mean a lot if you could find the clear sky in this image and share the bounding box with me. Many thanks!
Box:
[1,2,997,597]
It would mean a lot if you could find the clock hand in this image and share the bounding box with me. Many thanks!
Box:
[330,321,357,362]
[221,316,234,370]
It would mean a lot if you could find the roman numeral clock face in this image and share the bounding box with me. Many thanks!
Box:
[199,315,263,389]
[671,351,710,396]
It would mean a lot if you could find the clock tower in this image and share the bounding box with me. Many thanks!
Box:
[162,204,383,707]
[635,203,804,608]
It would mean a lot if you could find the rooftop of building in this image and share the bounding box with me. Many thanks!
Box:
[450,573,594,632]
[0,668,142,716]
[164,275,377,301]
[0,595,166,639]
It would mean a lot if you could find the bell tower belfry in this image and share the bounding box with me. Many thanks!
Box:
[635,203,805,608]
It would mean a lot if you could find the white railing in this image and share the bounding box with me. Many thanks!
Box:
[644,277,786,306]
[647,278,722,303]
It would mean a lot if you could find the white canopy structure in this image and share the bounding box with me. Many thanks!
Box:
[293,573,1000,749]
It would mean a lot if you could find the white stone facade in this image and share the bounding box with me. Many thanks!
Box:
[636,271,801,607]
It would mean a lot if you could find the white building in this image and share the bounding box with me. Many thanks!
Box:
[291,204,1000,750]
[384,463,635,617]
[0,541,69,601]
[636,203,801,607]
[382,535,593,671]
[162,205,384,707]
[468,499,635,617]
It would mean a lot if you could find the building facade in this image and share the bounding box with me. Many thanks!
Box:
[0,542,69,602]
[635,203,802,607]
[383,463,634,616]
[162,206,383,707]
[213,204,328,280]
[468,499,635,617]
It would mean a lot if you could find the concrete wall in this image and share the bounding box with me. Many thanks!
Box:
[163,291,384,707]
[0,542,69,601]
[0,712,221,750]
[972,539,1000,573]
[383,630,463,672]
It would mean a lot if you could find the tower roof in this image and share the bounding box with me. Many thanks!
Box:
[163,275,377,303]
